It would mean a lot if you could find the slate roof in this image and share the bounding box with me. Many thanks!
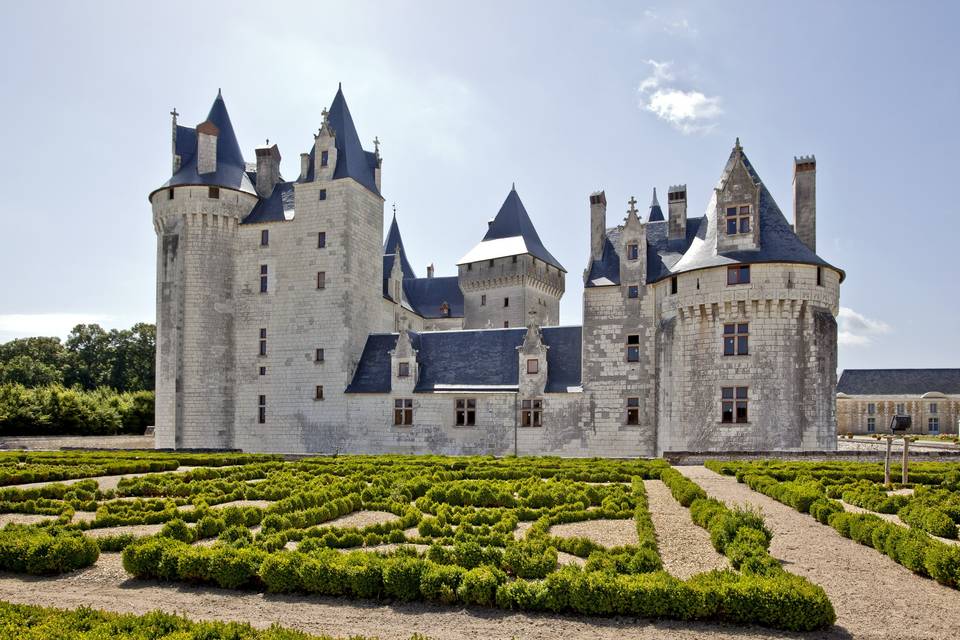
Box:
[457,188,565,272]
[403,276,464,319]
[346,326,582,393]
[243,181,295,223]
[837,369,960,396]
[586,143,844,287]
[648,188,664,222]
[155,92,256,197]
[383,216,416,279]
[301,87,380,196]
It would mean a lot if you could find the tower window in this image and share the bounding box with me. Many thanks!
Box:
[467,263,472,271]
[455,399,477,426]
[260,265,268,293]
[258,395,266,424]
[398,362,410,377]
[512,255,518,264]
[626,243,639,260]
[259,328,267,356]
[626,397,640,425]
[626,334,640,362]
[167,188,174,200]
[930,403,938,414]
[208,186,220,199]
[260,229,269,246]
[318,232,326,248]
[394,398,413,426]
[321,150,329,167]
[723,323,749,356]
[259,366,266,376]
[315,385,324,401]
[867,417,876,433]
[721,387,749,424]
[315,348,324,362]
[319,189,327,201]
[527,359,539,374]
[317,272,326,289]
[520,399,543,427]
[816,267,823,286]
[481,294,486,306]
[627,285,639,299]
[504,297,509,308]
[504,321,509,328]
[727,265,751,285]
[670,276,678,295]
[489,259,495,267]
[725,205,751,235]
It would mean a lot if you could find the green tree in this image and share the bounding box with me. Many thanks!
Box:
[0,355,63,387]
[64,324,112,390]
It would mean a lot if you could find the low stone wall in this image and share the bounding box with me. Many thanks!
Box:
[0,435,155,451]
[665,447,960,466]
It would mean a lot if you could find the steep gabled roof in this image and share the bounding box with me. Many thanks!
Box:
[837,369,960,396]
[383,215,416,279]
[457,188,565,271]
[243,181,295,223]
[403,277,464,319]
[648,188,664,222]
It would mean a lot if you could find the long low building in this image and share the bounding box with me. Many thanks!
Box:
[836,369,960,435]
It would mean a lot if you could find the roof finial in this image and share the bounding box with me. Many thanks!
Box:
[265,138,269,146]
[170,108,178,124]
[511,182,516,192]
[627,196,638,216]
[217,88,222,99]
[373,136,381,156]
[392,202,397,219]
[735,136,741,150]
[338,81,342,90]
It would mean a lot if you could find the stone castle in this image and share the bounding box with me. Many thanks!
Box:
[150,87,843,455]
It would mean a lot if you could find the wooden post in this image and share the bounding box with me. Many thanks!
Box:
[901,437,910,484]
[884,436,892,485]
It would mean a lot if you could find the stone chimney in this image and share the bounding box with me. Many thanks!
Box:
[426,264,434,279]
[667,185,687,241]
[255,143,282,198]
[793,155,816,252]
[196,120,219,175]
[589,191,607,261]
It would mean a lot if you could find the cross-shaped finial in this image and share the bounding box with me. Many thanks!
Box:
[265,138,269,146]
[373,136,380,154]
[627,196,638,216]
[392,202,397,218]
[170,108,179,122]
[321,108,329,124]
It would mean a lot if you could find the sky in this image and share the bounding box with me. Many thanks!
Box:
[0,1,957,372]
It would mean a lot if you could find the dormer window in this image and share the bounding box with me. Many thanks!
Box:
[440,302,450,317]
[725,205,751,235]
[398,362,410,378]
[727,265,751,285]
[526,359,539,374]
[320,150,329,167]
[627,243,640,260]
[208,186,220,199]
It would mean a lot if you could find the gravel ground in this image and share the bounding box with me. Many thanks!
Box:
[514,521,533,540]
[326,510,400,529]
[643,480,728,579]
[548,519,637,548]
[12,465,202,492]
[84,524,166,538]
[678,465,960,639]
[839,501,960,546]
[211,499,273,510]
[0,513,53,527]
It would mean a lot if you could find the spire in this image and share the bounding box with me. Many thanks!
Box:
[203,89,245,169]
[319,86,379,194]
[383,215,416,279]
[625,195,642,227]
[481,188,565,271]
[648,187,665,222]
[511,182,516,192]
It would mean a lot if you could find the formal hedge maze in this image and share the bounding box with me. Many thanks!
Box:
[0,454,835,631]
[708,460,960,588]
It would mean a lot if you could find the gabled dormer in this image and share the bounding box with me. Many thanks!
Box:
[518,320,548,398]
[620,196,646,285]
[312,109,337,183]
[715,138,760,253]
[390,329,418,392]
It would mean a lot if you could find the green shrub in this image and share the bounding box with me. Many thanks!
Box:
[382,556,425,601]
[121,536,186,580]
[660,468,706,506]
[259,551,304,593]
[196,514,226,539]
[419,563,465,604]
[159,518,195,543]
[457,565,505,606]
[208,546,266,589]
[502,540,558,578]
[924,543,960,587]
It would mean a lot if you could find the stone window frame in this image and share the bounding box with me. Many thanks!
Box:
[896,403,906,415]
[317,272,326,290]
[481,294,486,306]
[726,265,751,286]
[929,417,940,433]
[504,297,510,308]
[208,186,220,199]
[258,395,266,424]
[315,385,324,401]
[258,328,267,356]
[315,348,324,363]
[722,323,749,356]
[260,264,268,294]
[526,359,539,374]
[318,231,327,248]
[393,398,414,426]
[259,366,266,376]
[670,276,678,295]
[626,334,640,363]
[627,285,639,299]
[867,403,876,415]
[626,397,640,425]
[167,188,174,200]
[626,243,640,261]
[520,399,543,427]
[320,150,329,167]
[930,403,938,414]
[455,398,477,427]
[503,321,509,328]
[867,417,876,433]
[816,267,823,286]
[724,204,751,236]
[319,189,327,201]
[721,386,749,424]
[398,362,410,378]
[260,229,269,247]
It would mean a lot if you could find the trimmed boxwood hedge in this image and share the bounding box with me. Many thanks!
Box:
[0,525,98,575]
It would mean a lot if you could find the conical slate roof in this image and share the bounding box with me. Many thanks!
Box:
[303,86,380,195]
[383,214,416,279]
[648,188,664,222]
[457,187,565,271]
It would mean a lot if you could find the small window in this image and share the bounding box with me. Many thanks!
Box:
[670,277,678,295]
[929,417,940,433]
[896,403,906,415]
[319,189,327,201]
[455,398,477,426]
[260,229,269,246]
[626,334,640,362]
[394,398,413,426]
[725,205,750,235]
[930,403,938,414]
[440,302,450,317]
[489,259,495,267]
[527,359,539,374]
[320,150,329,167]
[258,395,266,424]
[721,386,749,424]
[318,232,327,248]
[626,397,640,425]
[512,255,518,264]
[520,399,543,427]
[627,285,639,299]
[315,348,324,362]
[816,267,823,286]
[259,328,267,356]
[259,366,266,376]
[208,186,220,199]
[723,323,749,356]
[504,297,509,308]
[167,188,174,200]
[467,263,473,271]
[317,272,326,289]
[315,385,324,400]
[727,265,751,285]
[398,362,410,377]
[867,403,876,415]
[867,417,876,433]
[503,321,509,328]
[260,265,268,293]
[480,294,486,306]
[626,243,639,260]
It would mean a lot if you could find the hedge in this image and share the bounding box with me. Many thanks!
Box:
[0,383,153,436]
[0,526,98,574]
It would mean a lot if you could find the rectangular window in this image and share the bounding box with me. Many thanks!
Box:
[317,272,325,289]
[896,403,906,415]
[318,232,326,248]
[626,397,640,425]
[260,264,268,293]
[320,150,329,167]
[721,387,749,424]
[930,403,938,414]
[627,285,639,299]
[480,294,486,306]
[258,395,266,424]
[319,189,327,201]
[929,417,940,433]
[455,398,477,426]
[259,328,267,356]
[488,259,495,267]
[670,277,678,295]
[521,399,543,427]
[315,385,324,400]
[504,297,509,308]
[394,398,413,426]
[259,366,266,376]
[816,267,823,286]
[725,205,751,235]
[512,255,518,264]
[260,229,269,246]
[527,359,539,374]
[503,321,509,328]
[167,188,174,200]
[867,417,876,433]
[315,348,324,362]
[727,265,751,285]
[208,186,220,199]
[867,403,876,415]
[626,243,639,260]
[398,362,410,377]
[467,263,472,271]
[626,334,640,362]
[723,323,749,356]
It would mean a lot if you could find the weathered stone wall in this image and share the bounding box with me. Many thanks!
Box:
[459,255,564,329]
[837,395,960,435]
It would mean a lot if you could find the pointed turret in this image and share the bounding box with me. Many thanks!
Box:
[302,86,380,194]
[383,213,416,279]
[647,188,665,222]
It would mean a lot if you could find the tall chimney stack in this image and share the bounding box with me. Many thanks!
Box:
[299,153,311,181]
[427,264,434,279]
[793,155,816,252]
[589,191,607,261]
[196,120,219,175]
[255,143,282,198]
[667,185,687,240]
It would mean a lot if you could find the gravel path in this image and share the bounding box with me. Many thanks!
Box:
[12,465,203,492]
[643,480,728,579]
[84,524,166,538]
[548,519,637,548]
[839,500,960,546]
[325,510,400,529]
[0,513,53,527]
[678,465,960,639]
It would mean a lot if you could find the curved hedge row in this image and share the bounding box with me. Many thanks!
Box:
[0,526,98,574]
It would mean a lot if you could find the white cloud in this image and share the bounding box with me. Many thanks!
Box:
[0,313,115,341]
[837,307,892,347]
[642,10,698,37]
[637,60,722,134]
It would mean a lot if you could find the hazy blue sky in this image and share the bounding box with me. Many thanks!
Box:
[0,1,957,372]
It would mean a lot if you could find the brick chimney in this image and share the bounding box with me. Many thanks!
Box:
[299,153,311,181]
[667,185,687,241]
[427,264,435,278]
[196,120,219,175]
[793,155,816,252]
[255,143,282,198]
[589,191,607,261]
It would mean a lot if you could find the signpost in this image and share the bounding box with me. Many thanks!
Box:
[885,415,912,486]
